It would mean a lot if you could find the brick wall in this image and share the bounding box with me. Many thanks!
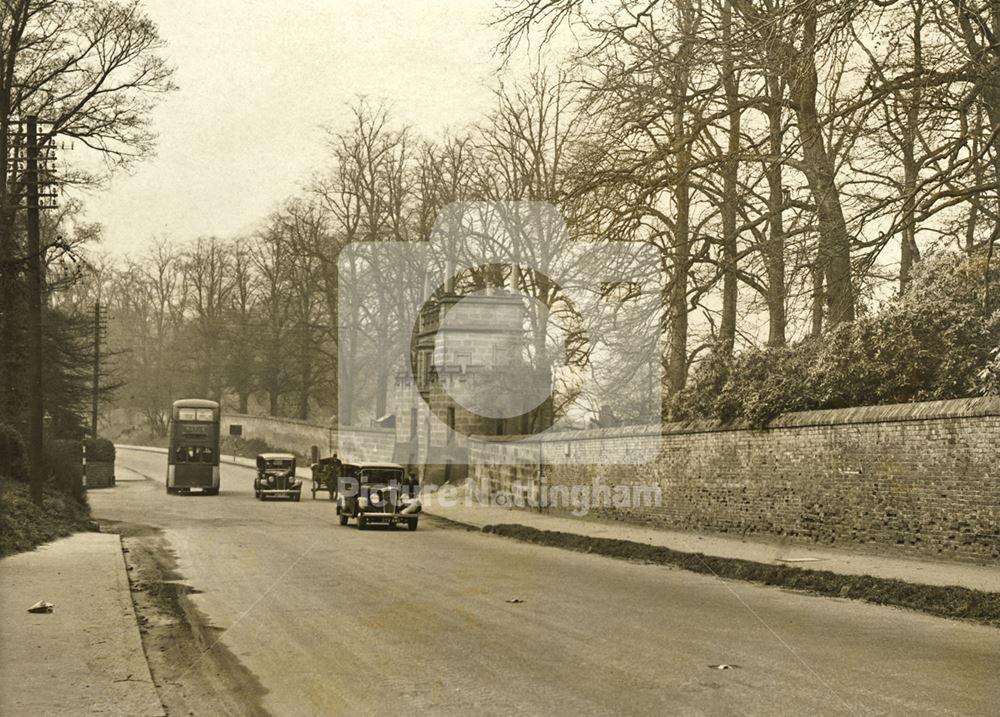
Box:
[85,461,115,489]
[468,398,1000,562]
[219,413,395,464]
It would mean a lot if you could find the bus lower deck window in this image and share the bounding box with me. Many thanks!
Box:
[175,446,214,463]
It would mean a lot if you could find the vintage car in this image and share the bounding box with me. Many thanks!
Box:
[254,452,302,501]
[336,461,421,530]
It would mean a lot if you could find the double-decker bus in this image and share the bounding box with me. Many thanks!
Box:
[166,399,221,495]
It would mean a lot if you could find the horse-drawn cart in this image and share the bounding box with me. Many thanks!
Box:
[310,454,342,499]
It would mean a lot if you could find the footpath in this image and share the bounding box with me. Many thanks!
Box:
[423,494,1000,593]
[0,532,164,717]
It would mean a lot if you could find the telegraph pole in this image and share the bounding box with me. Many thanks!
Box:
[25,115,43,504]
[91,300,103,439]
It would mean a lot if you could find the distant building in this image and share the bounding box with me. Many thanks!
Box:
[393,289,552,484]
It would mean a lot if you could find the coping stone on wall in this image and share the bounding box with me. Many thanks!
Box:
[468,396,1000,443]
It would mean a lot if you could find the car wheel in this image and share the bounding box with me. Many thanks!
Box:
[356,514,367,530]
[293,491,301,502]
[407,518,418,531]
[339,512,349,526]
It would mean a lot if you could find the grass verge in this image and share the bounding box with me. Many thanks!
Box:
[0,481,96,558]
[483,523,1000,627]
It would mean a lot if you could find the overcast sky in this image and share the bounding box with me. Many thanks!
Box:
[79,0,505,256]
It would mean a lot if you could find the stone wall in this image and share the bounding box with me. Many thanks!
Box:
[219,413,395,464]
[468,398,1000,562]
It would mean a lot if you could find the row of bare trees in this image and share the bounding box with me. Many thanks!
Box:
[90,0,999,430]
[493,0,998,394]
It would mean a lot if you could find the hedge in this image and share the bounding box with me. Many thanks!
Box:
[84,437,116,463]
[672,253,1000,426]
[46,439,84,502]
[0,423,28,482]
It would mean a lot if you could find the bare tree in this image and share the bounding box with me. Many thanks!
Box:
[182,237,232,399]
[0,0,174,424]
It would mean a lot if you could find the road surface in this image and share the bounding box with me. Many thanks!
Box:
[89,448,999,716]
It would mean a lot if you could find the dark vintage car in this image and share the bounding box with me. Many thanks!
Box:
[336,461,421,530]
[254,452,302,501]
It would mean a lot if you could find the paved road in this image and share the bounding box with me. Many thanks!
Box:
[91,448,999,716]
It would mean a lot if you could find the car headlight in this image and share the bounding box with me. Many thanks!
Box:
[267,475,274,485]
[357,496,368,508]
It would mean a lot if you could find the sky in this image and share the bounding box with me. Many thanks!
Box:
[78,0,505,256]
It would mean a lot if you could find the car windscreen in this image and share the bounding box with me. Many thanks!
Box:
[360,469,404,485]
[265,459,293,470]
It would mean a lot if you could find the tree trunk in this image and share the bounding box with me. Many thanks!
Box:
[298,326,312,420]
[899,1,923,292]
[789,7,854,326]
[810,263,824,338]
[953,1,1000,250]
[966,106,984,254]
[900,147,920,291]
[765,74,787,346]
[667,57,692,395]
[718,0,739,355]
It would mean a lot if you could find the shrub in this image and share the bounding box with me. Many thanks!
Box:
[0,423,28,482]
[677,253,1000,426]
[0,481,94,557]
[46,439,84,502]
[83,437,115,463]
[979,345,1000,396]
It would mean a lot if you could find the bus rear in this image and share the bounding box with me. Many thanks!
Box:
[167,399,221,495]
